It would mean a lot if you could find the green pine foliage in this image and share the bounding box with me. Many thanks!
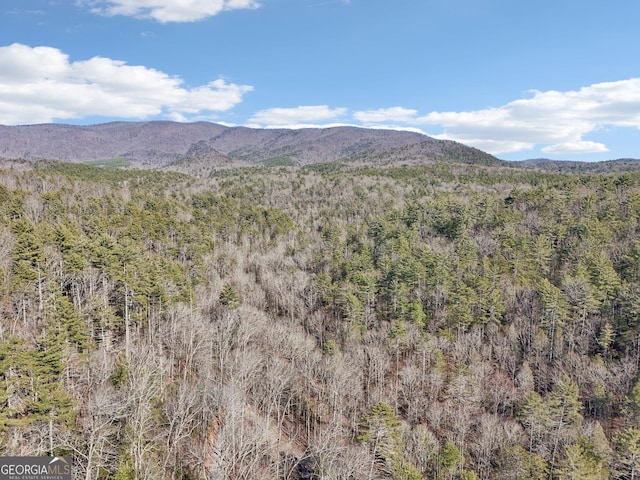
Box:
[359,402,422,479]
[218,283,240,309]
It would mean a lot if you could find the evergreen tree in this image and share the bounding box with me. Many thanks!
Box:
[548,375,584,473]
[615,428,640,480]
[518,391,552,453]
[554,442,609,480]
[219,283,240,309]
[497,445,548,480]
[539,278,568,362]
[359,402,421,479]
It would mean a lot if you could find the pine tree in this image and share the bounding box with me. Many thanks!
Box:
[554,442,609,480]
[518,391,552,453]
[538,278,568,362]
[219,283,240,309]
[615,428,640,480]
[497,445,548,480]
[597,322,615,357]
[585,252,621,311]
[548,375,584,473]
[358,402,421,479]
[50,292,90,352]
[623,380,640,427]
[439,441,463,478]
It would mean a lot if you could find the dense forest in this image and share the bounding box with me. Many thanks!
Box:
[2,158,640,479]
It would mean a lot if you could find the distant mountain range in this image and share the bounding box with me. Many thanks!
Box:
[0,121,637,173]
[516,157,640,173]
[0,121,500,171]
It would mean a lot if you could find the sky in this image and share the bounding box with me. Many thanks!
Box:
[1,1,640,161]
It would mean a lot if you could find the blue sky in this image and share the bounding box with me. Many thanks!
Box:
[1,0,640,161]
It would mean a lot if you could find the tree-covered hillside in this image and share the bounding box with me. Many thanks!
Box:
[2,160,640,479]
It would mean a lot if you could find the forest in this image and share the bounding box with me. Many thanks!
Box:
[2,158,640,479]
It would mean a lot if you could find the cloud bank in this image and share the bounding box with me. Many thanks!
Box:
[249,105,348,126]
[85,0,260,23]
[353,79,640,155]
[0,43,252,124]
[247,79,640,156]
[353,107,418,124]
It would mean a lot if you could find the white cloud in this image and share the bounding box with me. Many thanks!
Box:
[542,141,609,154]
[249,105,348,126]
[412,78,640,154]
[85,0,260,23]
[353,107,418,124]
[0,43,252,124]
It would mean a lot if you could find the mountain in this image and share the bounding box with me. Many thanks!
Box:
[0,122,228,167]
[4,121,640,175]
[0,121,502,170]
[517,157,640,173]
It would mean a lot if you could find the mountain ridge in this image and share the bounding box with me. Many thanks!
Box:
[516,157,640,173]
[2,121,637,173]
[0,121,501,170]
